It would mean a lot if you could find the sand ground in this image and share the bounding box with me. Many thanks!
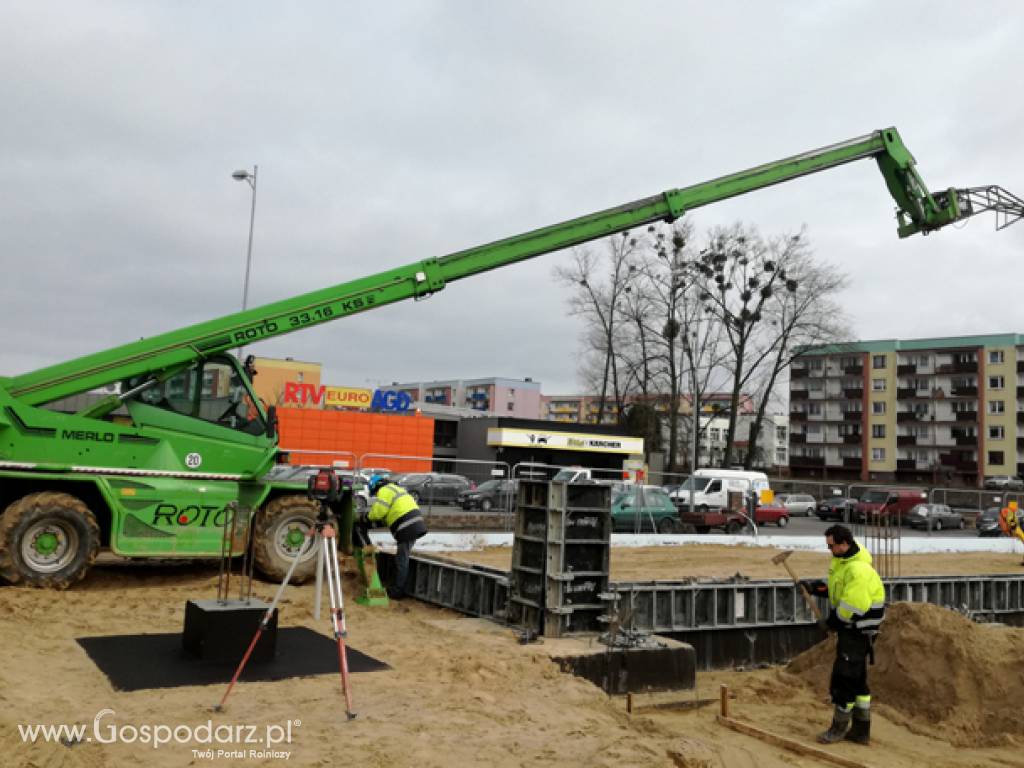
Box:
[2,546,1022,767]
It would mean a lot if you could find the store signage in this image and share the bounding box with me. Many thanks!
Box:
[486,428,643,454]
[282,382,412,413]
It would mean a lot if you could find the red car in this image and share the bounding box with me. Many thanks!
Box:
[754,504,790,527]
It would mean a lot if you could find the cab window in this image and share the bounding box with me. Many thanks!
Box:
[132,357,266,435]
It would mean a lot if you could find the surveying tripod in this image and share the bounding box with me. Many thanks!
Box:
[216,468,357,720]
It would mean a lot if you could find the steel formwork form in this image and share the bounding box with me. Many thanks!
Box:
[404,554,1024,630]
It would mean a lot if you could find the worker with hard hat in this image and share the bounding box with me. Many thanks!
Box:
[359,474,427,599]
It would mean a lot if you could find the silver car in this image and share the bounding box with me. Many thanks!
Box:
[776,493,817,517]
[908,503,965,531]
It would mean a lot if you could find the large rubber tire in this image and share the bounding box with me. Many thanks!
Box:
[934,520,942,531]
[725,521,742,535]
[253,495,324,583]
[480,498,493,512]
[0,492,100,588]
[657,517,679,534]
[698,505,709,515]
[777,515,789,528]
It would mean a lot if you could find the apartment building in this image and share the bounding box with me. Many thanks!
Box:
[541,392,749,425]
[789,334,1024,486]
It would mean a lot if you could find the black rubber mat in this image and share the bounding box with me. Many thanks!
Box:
[76,627,389,692]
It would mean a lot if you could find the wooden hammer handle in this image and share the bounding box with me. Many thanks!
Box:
[781,559,823,620]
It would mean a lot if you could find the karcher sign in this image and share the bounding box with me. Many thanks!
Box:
[486,428,643,454]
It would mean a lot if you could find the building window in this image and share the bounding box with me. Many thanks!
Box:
[872,355,886,369]
[872,378,886,392]
[808,402,823,415]
[808,358,824,370]
[989,375,1005,390]
[807,423,821,433]
[507,402,515,411]
[872,448,885,461]
[989,425,1005,440]
[775,448,787,463]
[871,424,886,438]
[989,451,1005,465]
[872,401,886,414]
[952,400,976,413]
[989,350,1005,364]
[990,400,1006,414]
[808,379,823,391]
[917,354,930,367]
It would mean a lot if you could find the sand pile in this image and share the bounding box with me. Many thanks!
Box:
[787,602,1024,747]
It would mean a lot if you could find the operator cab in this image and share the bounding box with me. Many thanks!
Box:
[126,354,271,437]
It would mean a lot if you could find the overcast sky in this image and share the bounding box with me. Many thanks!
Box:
[1,2,1022,396]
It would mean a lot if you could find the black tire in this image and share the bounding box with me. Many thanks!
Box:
[777,515,789,528]
[0,492,100,588]
[480,498,493,512]
[725,521,741,535]
[698,504,709,514]
[657,517,678,534]
[253,495,324,583]
[934,520,942,531]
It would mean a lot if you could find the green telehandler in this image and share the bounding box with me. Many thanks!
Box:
[1,127,1020,587]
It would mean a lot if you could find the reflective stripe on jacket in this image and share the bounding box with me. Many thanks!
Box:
[828,541,886,633]
[369,483,421,528]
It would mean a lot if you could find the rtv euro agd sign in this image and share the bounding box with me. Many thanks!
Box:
[282,382,412,413]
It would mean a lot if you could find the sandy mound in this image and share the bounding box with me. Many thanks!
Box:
[787,602,1024,747]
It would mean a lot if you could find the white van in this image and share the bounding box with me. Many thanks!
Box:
[670,468,770,512]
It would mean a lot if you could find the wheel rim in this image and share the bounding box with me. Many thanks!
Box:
[21,520,80,573]
[274,515,317,562]
[482,499,492,511]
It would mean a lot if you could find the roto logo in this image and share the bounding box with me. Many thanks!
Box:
[152,504,231,527]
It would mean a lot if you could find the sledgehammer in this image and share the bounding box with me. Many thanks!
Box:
[771,550,823,621]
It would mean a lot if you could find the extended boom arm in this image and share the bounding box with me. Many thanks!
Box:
[6,127,1021,406]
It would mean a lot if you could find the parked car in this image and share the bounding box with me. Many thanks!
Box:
[753,504,790,528]
[853,488,927,524]
[983,475,1024,491]
[395,472,473,504]
[816,496,858,522]
[612,486,681,533]
[907,503,965,530]
[775,493,817,517]
[457,478,518,512]
[977,507,1006,537]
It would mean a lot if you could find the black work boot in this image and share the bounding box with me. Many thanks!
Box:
[816,706,852,744]
[845,707,870,745]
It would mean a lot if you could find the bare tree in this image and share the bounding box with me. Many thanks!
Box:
[692,224,800,467]
[553,234,640,423]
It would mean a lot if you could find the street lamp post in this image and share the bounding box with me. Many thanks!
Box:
[232,165,258,312]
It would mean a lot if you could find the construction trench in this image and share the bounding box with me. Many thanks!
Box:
[377,480,1024,694]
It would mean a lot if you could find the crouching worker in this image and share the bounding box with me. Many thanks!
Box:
[356,475,427,599]
[800,524,886,746]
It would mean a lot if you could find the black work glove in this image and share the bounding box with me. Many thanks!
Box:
[799,579,828,597]
[816,618,832,633]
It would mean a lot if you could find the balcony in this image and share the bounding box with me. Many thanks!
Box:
[791,390,809,400]
[844,365,864,376]
[842,434,861,444]
[843,411,861,422]
[790,411,807,422]
[843,388,863,399]
[843,457,863,469]
[951,386,978,397]
[1017,385,1024,398]
[897,412,920,423]
[897,388,917,400]
[897,459,917,471]
[897,364,916,375]
[791,455,825,467]
[955,411,978,422]
[954,435,977,447]
[1018,412,1024,425]
[1018,360,1024,374]
[897,435,917,447]
[791,433,807,444]
[954,360,979,373]
[791,368,809,379]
